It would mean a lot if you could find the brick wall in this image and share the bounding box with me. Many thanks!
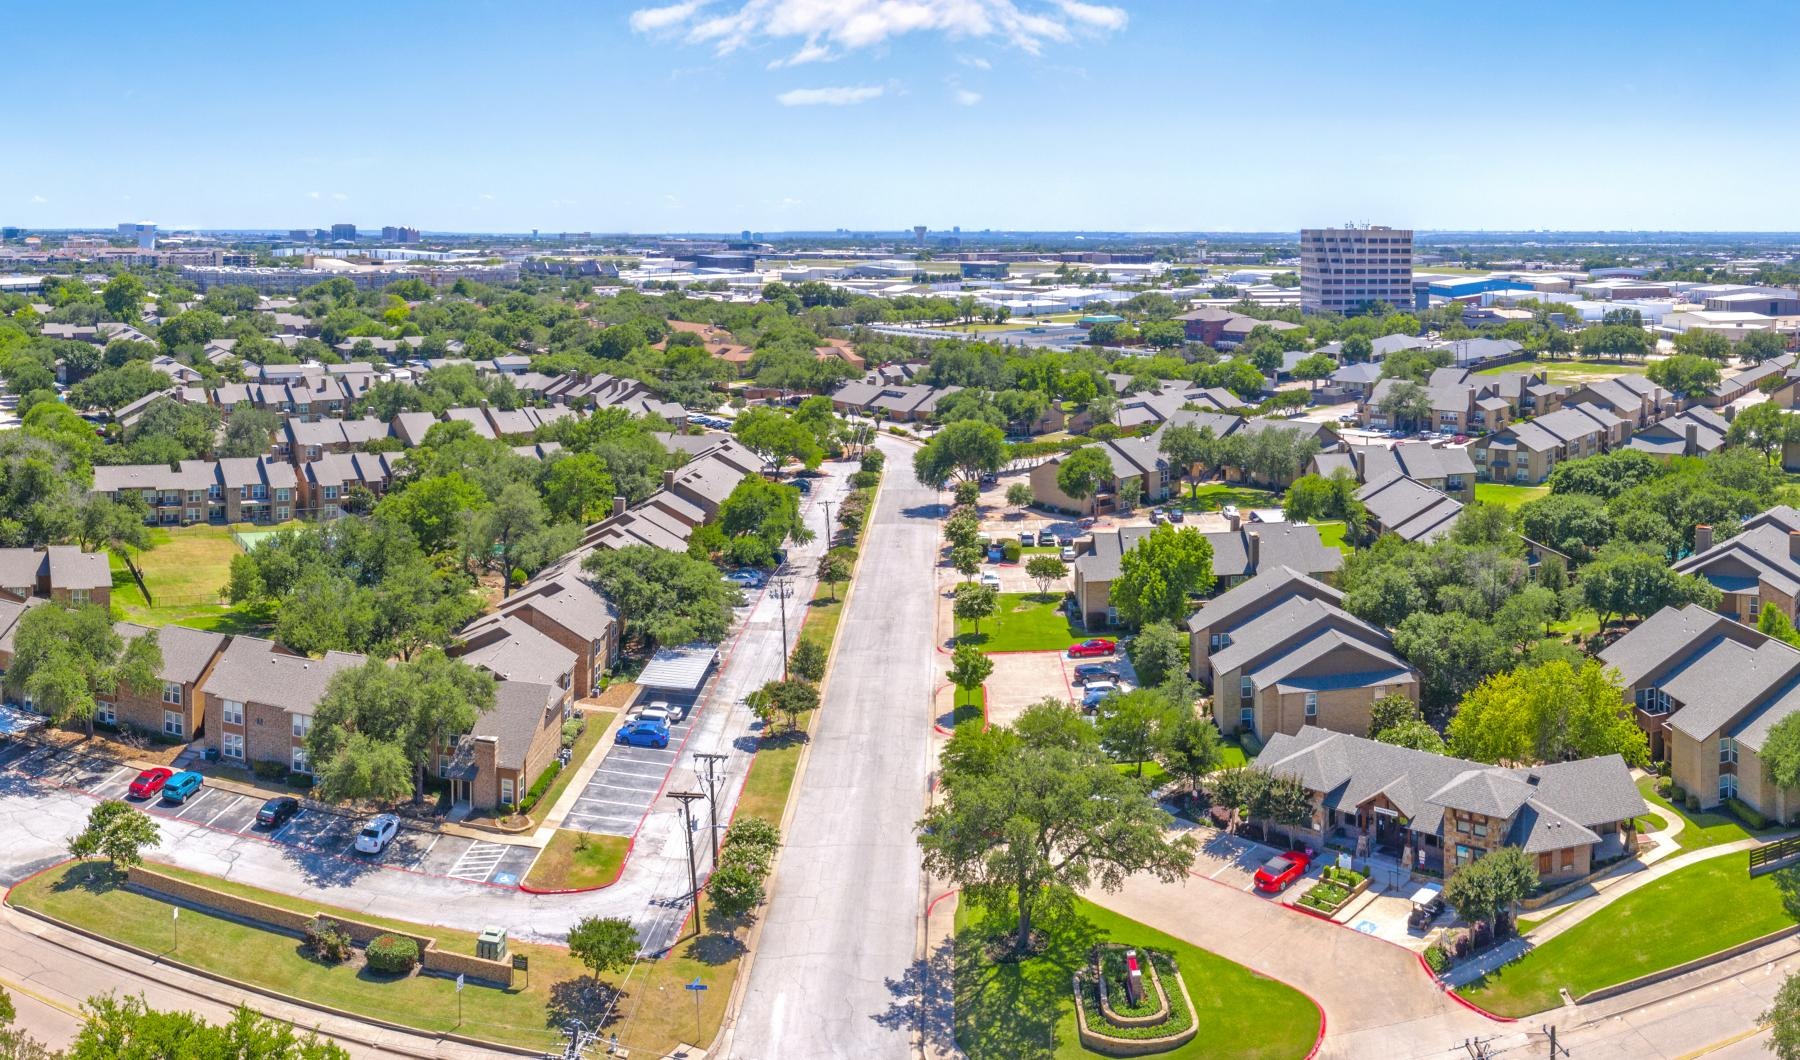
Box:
[127,865,515,986]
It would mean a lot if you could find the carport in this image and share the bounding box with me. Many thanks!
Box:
[634,643,718,700]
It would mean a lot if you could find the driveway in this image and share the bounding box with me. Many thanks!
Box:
[560,690,698,836]
[729,435,939,1060]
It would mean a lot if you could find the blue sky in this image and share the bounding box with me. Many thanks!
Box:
[6,0,1800,233]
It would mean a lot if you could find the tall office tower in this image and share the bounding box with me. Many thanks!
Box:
[1299,225,1414,314]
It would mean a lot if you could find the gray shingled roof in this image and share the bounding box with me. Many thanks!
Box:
[116,622,227,686]
[199,637,366,715]
[472,680,560,771]
[1186,565,1342,634]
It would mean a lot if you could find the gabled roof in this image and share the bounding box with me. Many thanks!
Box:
[116,622,228,687]
[472,680,562,772]
[1355,474,1463,542]
[1186,565,1342,633]
[1597,603,1762,686]
[199,637,366,716]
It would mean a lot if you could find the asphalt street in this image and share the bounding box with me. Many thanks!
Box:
[729,435,940,1060]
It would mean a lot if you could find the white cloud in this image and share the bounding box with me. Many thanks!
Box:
[953,87,982,105]
[629,1,707,33]
[306,191,322,200]
[30,195,46,204]
[480,193,496,201]
[631,0,1127,64]
[776,84,885,106]
[958,54,992,69]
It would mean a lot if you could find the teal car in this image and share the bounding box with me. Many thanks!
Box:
[160,770,203,803]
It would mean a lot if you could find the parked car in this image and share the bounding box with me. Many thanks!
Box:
[127,767,174,800]
[616,718,671,749]
[255,796,301,829]
[1072,663,1120,685]
[631,698,690,723]
[1220,505,1240,522]
[1018,530,1035,547]
[794,478,811,494]
[978,571,1002,590]
[1253,851,1312,893]
[1150,509,1166,524]
[159,770,203,804]
[1037,530,1058,547]
[724,569,764,588]
[987,545,1005,563]
[1068,638,1117,658]
[1060,545,1076,561]
[1167,508,1185,523]
[354,813,400,855]
[1079,681,1119,711]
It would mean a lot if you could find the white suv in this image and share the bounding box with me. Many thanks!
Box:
[354,813,400,854]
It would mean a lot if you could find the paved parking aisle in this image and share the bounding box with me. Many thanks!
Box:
[561,693,697,837]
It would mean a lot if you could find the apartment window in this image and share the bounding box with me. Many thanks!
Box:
[1304,692,1318,718]
[1239,706,1254,731]
[1473,822,1488,838]
[1721,774,1740,801]
[1636,687,1672,715]
[96,701,115,726]
[222,732,244,760]
[323,485,339,500]
[1455,844,1471,862]
[162,681,182,706]
[1456,817,1470,834]
[1749,596,1763,620]
[276,488,290,502]
[1721,737,1738,765]
[276,507,290,521]
[291,747,310,774]
[1209,633,1231,652]
[1239,676,1254,701]
[292,715,312,739]
[1561,847,1575,871]
[1372,686,1387,703]
[500,777,515,805]
[162,711,183,738]
[222,700,244,726]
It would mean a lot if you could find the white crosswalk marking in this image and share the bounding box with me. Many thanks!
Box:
[447,841,508,882]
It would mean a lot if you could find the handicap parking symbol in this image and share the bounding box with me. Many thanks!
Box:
[1353,920,1379,934]
[493,872,518,886]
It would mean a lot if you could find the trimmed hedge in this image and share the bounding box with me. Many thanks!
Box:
[1079,949,1193,1042]
[364,933,420,975]
[1728,797,1771,830]
[517,760,562,814]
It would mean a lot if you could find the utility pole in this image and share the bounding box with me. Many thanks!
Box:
[821,498,834,550]
[669,790,706,937]
[770,576,794,680]
[1542,1024,1570,1058]
[694,751,727,863]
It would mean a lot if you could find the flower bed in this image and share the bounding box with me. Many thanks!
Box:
[1295,865,1369,916]
[1072,945,1199,1056]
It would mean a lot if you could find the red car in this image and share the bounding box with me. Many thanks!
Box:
[1068,638,1118,658]
[1253,851,1311,893]
[127,767,175,800]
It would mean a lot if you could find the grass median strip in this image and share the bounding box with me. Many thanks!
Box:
[523,830,630,890]
[956,591,1084,652]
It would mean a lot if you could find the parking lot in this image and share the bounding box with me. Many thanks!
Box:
[560,690,699,837]
[0,741,540,887]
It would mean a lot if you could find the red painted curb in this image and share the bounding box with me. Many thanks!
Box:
[515,835,634,895]
[3,856,78,905]
[1437,961,1519,1023]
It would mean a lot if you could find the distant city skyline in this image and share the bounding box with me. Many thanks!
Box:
[6,0,1800,233]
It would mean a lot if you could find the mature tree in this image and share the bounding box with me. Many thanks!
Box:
[1054,446,1114,503]
[913,420,1008,488]
[72,995,349,1059]
[1493,584,1560,652]
[4,605,161,736]
[942,507,982,553]
[732,408,824,472]
[1442,846,1537,936]
[953,581,998,637]
[1548,447,1668,499]
[72,493,151,554]
[1248,770,1314,832]
[1341,334,1373,363]
[708,860,766,921]
[1098,688,1174,776]
[816,549,852,602]
[467,481,553,593]
[1740,329,1790,365]
[1447,658,1648,766]
[918,701,1196,952]
[1005,482,1034,515]
[1764,969,1800,1060]
[947,643,993,711]
[1156,710,1222,797]
[1518,493,1614,564]
[1128,621,1188,689]
[1646,354,1723,398]
[1392,611,1508,713]
[1580,545,1721,628]
[540,452,615,524]
[218,407,283,459]
[68,799,160,873]
[1377,380,1433,431]
[1764,607,1800,650]
[789,638,827,683]
[376,472,486,555]
[1762,713,1800,794]
[1376,719,1447,753]
[101,273,147,321]
[747,677,818,733]
[584,545,741,649]
[715,476,810,568]
[1672,328,1733,362]
[1292,352,1337,391]
[1157,423,1217,499]
[1369,692,1425,738]
[308,651,497,804]
[1024,554,1068,597]
[567,916,639,991]
[1110,524,1215,628]
[1727,402,1800,463]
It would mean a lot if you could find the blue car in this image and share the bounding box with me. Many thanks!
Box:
[160,770,203,803]
[616,719,671,749]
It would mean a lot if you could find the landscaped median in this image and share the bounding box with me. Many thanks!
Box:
[1456,855,1795,1017]
[955,591,1085,652]
[520,829,631,892]
[954,894,1320,1059]
[9,859,735,1055]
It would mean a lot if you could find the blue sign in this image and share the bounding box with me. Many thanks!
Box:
[685,977,708,992]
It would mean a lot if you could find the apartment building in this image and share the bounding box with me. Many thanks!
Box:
[1311,440,1476,502]
[1069,520,1341,628]
[1355,475,1465,542]
[1029,436,1170,515]
[103,624,228,741]
[1672,507,1800,627]
[1300,226,1414,314]
[200,637,367,776]
[1469,403,1631,484]
[0,546,111,607]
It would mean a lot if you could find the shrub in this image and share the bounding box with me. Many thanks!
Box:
[888,426,909,436]
[1001,539,1021,563]
[1729,797,1771,830]
[1686,792,1701,812]
[251,761,287,782]
[849,470,879,489]
[1669,782,1685,804]
[304,917,353,963]
[287,771,314,790]
[1655,777,1671,798]
[1423,943,1449,974]
[364,934,420,975]
[517,760,562,814]
[1237,731,1263,758]
[860,449,885,473]
[561,718,584,747]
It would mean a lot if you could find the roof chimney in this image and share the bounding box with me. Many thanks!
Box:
[1685,422,1699,456]
[611,495,627,518]
[1246,530,1261,572]
[1790,530,1800,562]
[1226,510,1241,531]
[1694,525,1714,552]
[663,468,677,490]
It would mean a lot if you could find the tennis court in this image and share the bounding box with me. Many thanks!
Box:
[232,528,284,551]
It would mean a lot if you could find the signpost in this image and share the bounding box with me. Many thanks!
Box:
[455,973,465,1028]
[172,905,179,952]
[512,952,529,989]
[685,976,708,1039]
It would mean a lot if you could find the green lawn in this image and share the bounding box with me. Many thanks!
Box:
[1636,776,1770,852]
[1458,855,1791,1016]
[1312,520,1350,554]
[1547,608,1602,640]
[952,686,987,731]
[522,829,630,890]
[110,523,274,632]
[1476,359,1648,382]
[1473,483,1549,509]
[955,894,1318,1059]
[957,592,1084,653]
[1114,760,1170,786]
[1164,484,1278,514]
[1218,737,1251,770]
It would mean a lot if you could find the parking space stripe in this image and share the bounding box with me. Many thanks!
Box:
[205,796,237,826]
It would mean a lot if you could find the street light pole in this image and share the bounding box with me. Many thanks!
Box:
[694,751,726,864]
[770,576,793,681]
[669,790,706,937]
